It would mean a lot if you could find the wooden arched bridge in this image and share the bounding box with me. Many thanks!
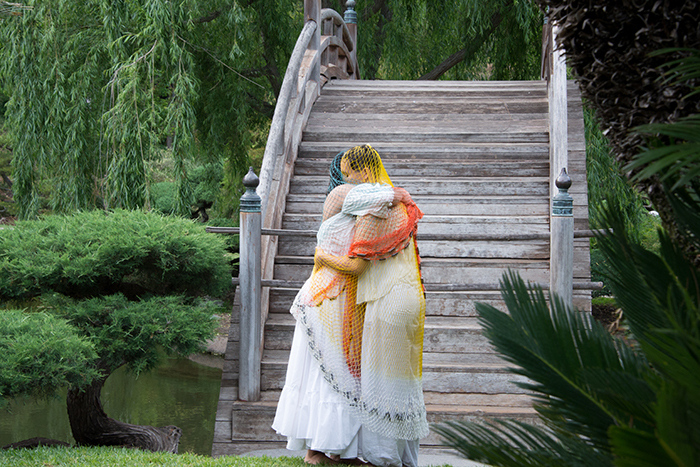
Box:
[209,0,596,457]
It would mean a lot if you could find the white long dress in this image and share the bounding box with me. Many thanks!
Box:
[272,184,427,467]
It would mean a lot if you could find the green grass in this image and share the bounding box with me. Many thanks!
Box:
[0,446,460,466]
[591,296,617,307]
[0,446,308,467]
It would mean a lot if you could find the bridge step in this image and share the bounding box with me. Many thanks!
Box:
[268,287,506,317]
[264,313,493,353]
[213,389,538,456]
[259,348,531,395]
[298,141,550,160]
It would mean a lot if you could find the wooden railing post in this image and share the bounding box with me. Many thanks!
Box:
[305,0,321,85]
[239,167,262,402]
[551,168,574,309]
[548,23,568,199]
[546,22,573,309]
[344,0,358,69]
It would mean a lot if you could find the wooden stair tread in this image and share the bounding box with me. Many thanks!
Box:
[265,312,483,328]
[274,256,550,266]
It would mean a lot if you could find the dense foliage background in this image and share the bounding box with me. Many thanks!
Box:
[0,0,546,221]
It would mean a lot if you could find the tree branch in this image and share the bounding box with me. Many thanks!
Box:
[194,10,221,24]
[418,6,507,80]
[245,92,275,120]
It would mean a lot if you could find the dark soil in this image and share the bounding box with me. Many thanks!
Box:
[592,303,619,329]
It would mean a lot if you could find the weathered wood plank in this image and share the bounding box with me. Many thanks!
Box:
[298,142,550,160]
[324,79,546,89]
[279,238,550,259]
[302,130,549,144]
[285,194,549,216]
[308,112,549,125]
[289,177,550,196]
[318,89,548,98]
[294,159,549,177]
[268,288,509,316]
[304,119,549,135]
[312,99,549,115]
[273,260,552,285]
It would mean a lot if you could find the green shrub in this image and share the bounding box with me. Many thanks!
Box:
[0,210,231,300]
[591,296,617,308]
[44,293,219,375]
[637,211,662,254]
[150,181,177,215]
[590,248,613,298]
[0,310,100,404]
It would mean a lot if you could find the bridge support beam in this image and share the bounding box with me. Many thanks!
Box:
[239,168,262,402]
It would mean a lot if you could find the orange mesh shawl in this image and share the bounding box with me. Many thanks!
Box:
[289,145,428,440]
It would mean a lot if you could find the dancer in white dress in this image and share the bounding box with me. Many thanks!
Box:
[272,145,428,466]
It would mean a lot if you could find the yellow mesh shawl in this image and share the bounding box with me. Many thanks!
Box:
[291,145,428,440]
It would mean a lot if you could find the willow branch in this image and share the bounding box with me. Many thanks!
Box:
[418,7,506,80]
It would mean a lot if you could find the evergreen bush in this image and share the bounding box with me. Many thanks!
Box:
[0,309,99,405]
[0,210,231,300]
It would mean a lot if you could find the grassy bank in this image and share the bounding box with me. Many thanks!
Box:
[0,446,308,467]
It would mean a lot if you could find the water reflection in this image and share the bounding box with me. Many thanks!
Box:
[0,355,222,455]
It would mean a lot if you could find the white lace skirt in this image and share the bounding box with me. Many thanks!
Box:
[272,320,419,467]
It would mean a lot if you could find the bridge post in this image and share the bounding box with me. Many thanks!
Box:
[305,0,321,85]
[344,0,358,70]
[551,168,574,309]
[547,23,568,200]
[238,168,262,402]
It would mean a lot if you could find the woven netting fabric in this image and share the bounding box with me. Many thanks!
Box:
[291,145,429,441]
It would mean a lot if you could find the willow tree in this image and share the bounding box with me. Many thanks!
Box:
[0,0,299,219]
[2,1,546,220]
[323,0,544,81]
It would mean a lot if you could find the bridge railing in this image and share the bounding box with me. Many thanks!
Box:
[542,16,576,308]
[211,0,359,402]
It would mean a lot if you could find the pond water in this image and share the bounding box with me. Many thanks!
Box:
[0,354,223,455]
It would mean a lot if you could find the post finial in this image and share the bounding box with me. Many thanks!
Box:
[344,0,357,24]
[555,167,572,191]
[552,168,573,217]
[240,167,261,213]
[243,167,260,189]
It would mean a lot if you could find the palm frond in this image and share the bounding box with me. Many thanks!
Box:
[434,418,612,467]
[609,426,684,467]
[649,48,700,97]
[475,271,654,452]
[665,180,700,253]
[593,207,673,337]
[628,116,700,189]
[594,202,700,466]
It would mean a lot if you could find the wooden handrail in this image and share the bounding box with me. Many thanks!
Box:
[321,8,354,53]
[207,226,611,240]
[230,277,605,292]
